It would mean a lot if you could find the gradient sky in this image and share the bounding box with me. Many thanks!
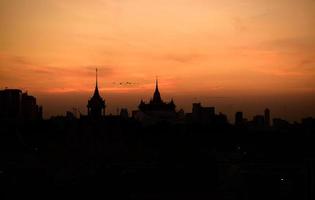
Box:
[1,0,315,121]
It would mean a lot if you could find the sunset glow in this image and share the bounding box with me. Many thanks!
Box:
[1,0,315,120]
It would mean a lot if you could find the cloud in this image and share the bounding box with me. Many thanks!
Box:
[300,59,314,66]
[298,59,315,69]
[233,37,315,55]
[259,37,315,52]
[6,55,115,77]
[253,67,304,77]
[10,56,34,65]
[162,53,205,63]
[0,54,116,92]
[293,59,315,75]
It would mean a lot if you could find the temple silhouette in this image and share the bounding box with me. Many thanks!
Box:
[87,68,106,119]
[133,78,177,124]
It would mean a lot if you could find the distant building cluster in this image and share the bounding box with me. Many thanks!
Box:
[0,89,42,120]
[80,69,314,130]
[187,103,215,123]
[234,108,271,129]
[1,69,314,129]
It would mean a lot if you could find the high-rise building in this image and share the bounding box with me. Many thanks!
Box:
[21,92,43,120]
[87,68,106,119]
[252,115,265,127]
[0,89,22,119]
[235,111,244,126]
[264,108,270,127]
[0,89,42,120]
[120,108,129,119]
[192,103,215,123]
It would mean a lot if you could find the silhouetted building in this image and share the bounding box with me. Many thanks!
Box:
[66,111,76,119]
[301,117,315,136]
[252,115,265,128]
[120,108,129,119]
[215,112,229,126]
[192,103,215,123]
[21,92,43,120]
[134,78,176,124]
[264,108,270,127]
[0,89,42,120]
[177,108,185,121]
[131,110,139,118]
[0,89,22,119]
[273,118,290,130]
[185,103,228,126]
[235,111,244,126]
[87,69,106,119]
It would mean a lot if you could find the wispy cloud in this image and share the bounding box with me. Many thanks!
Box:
[162,53,205,63]
[259,37,315,53]
[253,67,305,77]
[298,59,315,70]
[0,54,116,92]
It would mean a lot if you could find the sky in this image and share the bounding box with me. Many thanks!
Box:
[0,0,315,121]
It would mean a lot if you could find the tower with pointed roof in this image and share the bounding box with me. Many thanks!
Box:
[152,78,162,104]
[137,78,176,123]
[87,68,106,118]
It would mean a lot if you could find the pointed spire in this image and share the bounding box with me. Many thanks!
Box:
[93,68,100,97]
[96,68,98,88]
[153,76,162,103]
[155,76,158,90]
[87,67,106,119]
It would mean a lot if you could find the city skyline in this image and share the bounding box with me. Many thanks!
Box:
[1,0,315,121]
[1,68,315,122]
[1,2,315,198]
[2,73,314,123]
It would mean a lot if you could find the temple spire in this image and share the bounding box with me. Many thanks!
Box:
[96,68,98,88]
[153,76,162,103]
[88,67,106,118]
[155,76,158,90]
[93,68,100,97]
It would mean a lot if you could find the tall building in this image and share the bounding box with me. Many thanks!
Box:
[253,115,265,125]
[135,78,176,123]
[21,92,43,120]
[235,111,244,126]
[0,89,42,120]
[87,68,106,119]
[120,108,129,119]
[264,108,270,127]
[192,103,215,123]
[0,89,22,119]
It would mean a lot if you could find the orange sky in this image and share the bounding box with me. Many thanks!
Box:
[1,0,315,120]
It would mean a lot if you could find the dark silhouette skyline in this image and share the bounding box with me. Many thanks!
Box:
[2,68,312,124]
[1,0,315,198]
[1,68,314,128]
[1,69,315,199]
